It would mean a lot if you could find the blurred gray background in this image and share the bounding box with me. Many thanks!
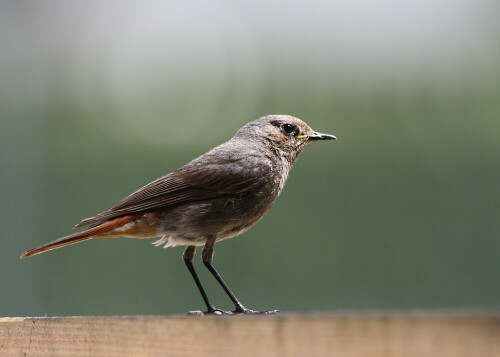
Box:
[1,0,499,317]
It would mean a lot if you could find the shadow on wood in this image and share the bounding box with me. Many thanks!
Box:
[1,312,499,357]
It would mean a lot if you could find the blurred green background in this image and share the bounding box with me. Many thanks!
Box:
[1,1,499,317]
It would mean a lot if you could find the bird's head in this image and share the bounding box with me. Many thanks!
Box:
[235,114,336,164]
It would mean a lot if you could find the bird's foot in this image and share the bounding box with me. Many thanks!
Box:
[232,306,280,315]
[187,307,280,316]
[187,308,231,316]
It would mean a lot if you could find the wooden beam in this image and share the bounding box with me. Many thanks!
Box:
[1,312,499,356]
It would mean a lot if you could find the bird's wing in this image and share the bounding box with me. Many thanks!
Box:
[75,162,270,228]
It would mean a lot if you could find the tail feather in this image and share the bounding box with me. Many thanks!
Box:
[20,214,139,259]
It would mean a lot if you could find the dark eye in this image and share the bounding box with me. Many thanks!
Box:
[282,123,295,135]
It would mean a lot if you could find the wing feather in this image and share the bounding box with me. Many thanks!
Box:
[75,160,270,228]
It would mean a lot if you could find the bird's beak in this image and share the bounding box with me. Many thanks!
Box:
[296,132,337,141]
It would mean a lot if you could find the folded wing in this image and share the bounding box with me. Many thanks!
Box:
[75,162,270,228]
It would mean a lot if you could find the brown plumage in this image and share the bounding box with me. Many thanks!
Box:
[20,212,160,258]
[20,114,336,314]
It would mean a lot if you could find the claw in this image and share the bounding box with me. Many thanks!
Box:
[206,308,226,315]
[233,307,281,315]
[187,308,230,316]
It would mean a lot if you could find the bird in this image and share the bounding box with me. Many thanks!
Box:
[20,114,336,315]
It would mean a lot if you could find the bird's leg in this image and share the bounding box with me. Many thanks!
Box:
[201,236,280,315]
[183,245,220,314]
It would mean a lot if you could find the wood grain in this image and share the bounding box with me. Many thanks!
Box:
[1,312,499,357]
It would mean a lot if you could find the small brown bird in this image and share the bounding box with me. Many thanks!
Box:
[21,114,336,314]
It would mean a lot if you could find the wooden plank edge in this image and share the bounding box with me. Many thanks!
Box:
[1,311,500,357]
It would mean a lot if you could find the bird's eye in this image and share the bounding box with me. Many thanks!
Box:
[282,123,295,135]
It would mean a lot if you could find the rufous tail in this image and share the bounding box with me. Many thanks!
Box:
[20,214,139,259]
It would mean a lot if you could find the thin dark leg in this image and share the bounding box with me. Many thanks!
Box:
[183,245,218,313]
[201,236,279,315]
